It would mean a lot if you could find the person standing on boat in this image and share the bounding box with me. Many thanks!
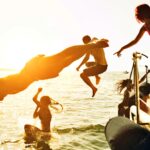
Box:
[76,35,109,97]
[114,4,150,57]
[116,70,150,118]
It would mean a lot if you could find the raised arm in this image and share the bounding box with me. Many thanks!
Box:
[33,105,39,118]
[32,88,42,118]
[33,87,42,106]
[76,52,90,71]
[114,26,146,57]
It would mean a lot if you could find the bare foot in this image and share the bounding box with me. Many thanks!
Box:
[92,88,97,97]
[96,76,101,85]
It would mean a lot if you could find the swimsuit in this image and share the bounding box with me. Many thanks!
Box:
[84,64,107,76]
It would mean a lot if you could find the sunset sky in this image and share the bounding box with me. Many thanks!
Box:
[0,0,149,71]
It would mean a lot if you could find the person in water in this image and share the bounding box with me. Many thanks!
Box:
[76,35,109,97]
[0,39,109,100]
[32,87,62,132]
[114,4,150,57]
[116,70,150,118]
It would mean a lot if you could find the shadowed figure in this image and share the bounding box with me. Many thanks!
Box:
[32,87,61,132]
[0,39,109,100]
[116,70,150,118]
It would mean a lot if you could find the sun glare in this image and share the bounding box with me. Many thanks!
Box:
[3,42,36,71]
[5,53,29,71]
[1,28,44,71]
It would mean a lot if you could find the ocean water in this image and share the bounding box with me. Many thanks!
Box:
[0,71,129,150]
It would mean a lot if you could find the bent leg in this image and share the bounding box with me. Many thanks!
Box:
[85,62,101,85]
[95,75,101,85]
[118,103,126,116]
[85,62,96,67]
[80,72,97,97]
[84,64,107,85]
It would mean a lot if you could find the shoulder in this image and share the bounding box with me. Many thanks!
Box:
[141,24,147,31]
[143,22,150,33]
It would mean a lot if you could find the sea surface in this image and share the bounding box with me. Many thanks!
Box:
[0,70,130,150]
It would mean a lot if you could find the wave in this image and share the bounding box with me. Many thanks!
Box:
[0,124,108,150]
[53,124,108,150]
[53,124,104,135]
[0,139,22,145]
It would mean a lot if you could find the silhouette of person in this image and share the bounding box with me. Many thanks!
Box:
[24,87,63,145]
[114,4,150,57]
[76,35,109,97]
[32,87,62,132]
[0,39,109,100]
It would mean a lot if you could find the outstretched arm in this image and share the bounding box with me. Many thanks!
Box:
[76,52,90,71]
[114,26,146,57]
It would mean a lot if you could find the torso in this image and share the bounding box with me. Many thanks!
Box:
[39,107,51,132]
[90,48,107,65]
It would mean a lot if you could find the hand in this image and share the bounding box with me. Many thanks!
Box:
[96,40,109,48]
[76,66,80,71]
[38,87,42,92]
[113,50,122,57]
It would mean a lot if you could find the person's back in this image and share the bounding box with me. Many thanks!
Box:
[33,88,63,132]
[38,105,51,132]
[90,47,107,66]
[33,89,52,132]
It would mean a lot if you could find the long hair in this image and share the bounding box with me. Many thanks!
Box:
[135,4,150,23]
[116,79,132,94]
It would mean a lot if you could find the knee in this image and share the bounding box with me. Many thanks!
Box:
[80,72,86,78]
[80,72,84,78]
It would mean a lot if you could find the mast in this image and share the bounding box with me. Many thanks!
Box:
[133,52,141,124]
[133,52,148,124]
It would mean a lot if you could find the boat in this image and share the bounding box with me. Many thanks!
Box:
[123,70,129,74]
[105,52,150,150]
[128,52,150,127]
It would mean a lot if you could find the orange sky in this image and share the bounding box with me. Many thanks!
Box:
[0,0,149,71]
